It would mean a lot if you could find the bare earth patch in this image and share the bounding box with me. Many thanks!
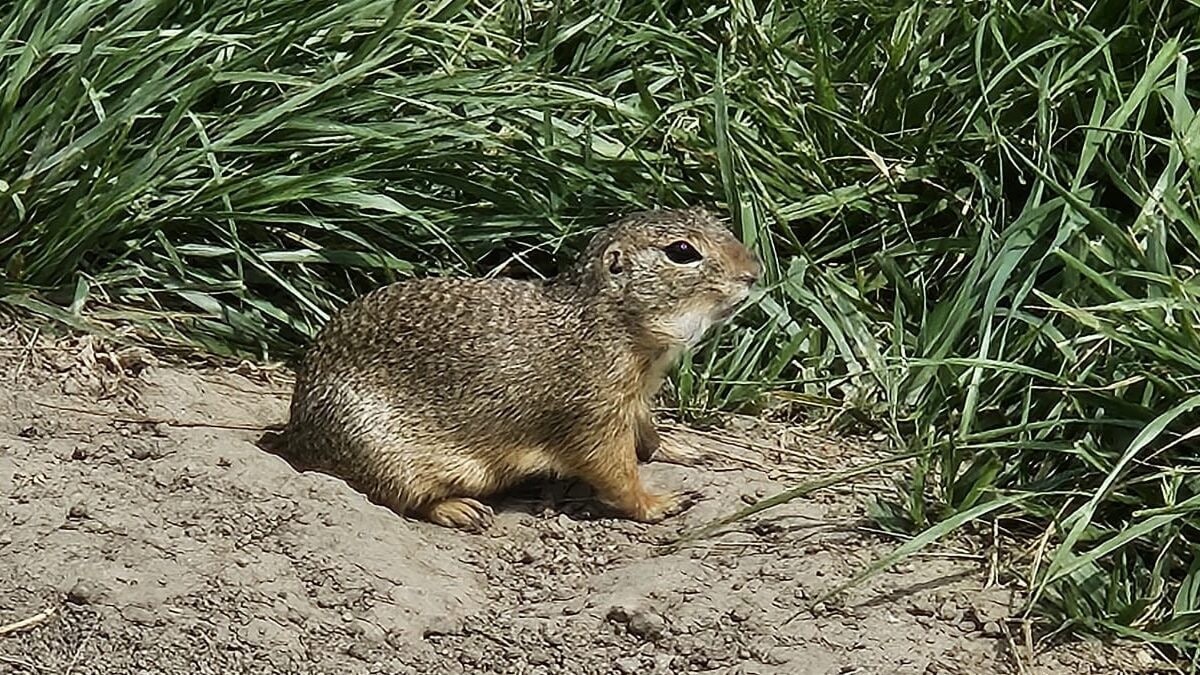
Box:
[0,326,1162,674]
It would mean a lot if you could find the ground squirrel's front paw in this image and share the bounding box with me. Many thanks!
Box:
[640,489,703,522]
[424,498,495,533]
[664,489,703,517]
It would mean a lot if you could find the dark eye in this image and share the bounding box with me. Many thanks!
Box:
[662,240,703,264]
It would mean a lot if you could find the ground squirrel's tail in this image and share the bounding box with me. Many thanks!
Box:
[255,423,288,452]
[255,424,321,474]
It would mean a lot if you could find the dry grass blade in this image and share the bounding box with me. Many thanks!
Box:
[0,606,57,637]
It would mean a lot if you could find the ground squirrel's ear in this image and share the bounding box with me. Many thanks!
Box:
[607,247,623,274]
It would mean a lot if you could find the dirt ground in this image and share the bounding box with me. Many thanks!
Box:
[0,323,1167,674]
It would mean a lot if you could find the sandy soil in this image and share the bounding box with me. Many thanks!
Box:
[0,324,1164,674]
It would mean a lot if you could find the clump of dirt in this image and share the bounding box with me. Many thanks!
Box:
[0,326,1162,674]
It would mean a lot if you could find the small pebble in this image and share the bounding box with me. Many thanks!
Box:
[936,601,960,622]
[67,581,96,605]
[982,621,1003,637]
[71,445,88,460]
[626,610,666,641]
[129,445,152,460]
[347,642,372,661]
[615,657,640,675]
[123,606,156,626]
[68,503,88,519]
[605,605,631,623]
[907,598,936,616]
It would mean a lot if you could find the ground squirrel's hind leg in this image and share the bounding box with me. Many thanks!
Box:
[421,498,495,533]
[375,484,497,534]
[575,427,700,523]
[346,438,498,533]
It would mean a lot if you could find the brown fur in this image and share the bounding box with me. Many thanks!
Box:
[275,207,762,532]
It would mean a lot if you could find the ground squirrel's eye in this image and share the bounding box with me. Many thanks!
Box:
[662,240,703,264]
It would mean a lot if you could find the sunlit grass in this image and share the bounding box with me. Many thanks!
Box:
[4,0,1200,659]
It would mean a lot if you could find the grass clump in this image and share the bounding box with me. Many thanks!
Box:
[4,0,1200,660]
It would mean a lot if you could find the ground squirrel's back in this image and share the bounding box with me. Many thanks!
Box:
[277,207,761,531]
[287,277,599,464]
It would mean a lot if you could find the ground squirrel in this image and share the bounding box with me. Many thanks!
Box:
[270,207,762,532]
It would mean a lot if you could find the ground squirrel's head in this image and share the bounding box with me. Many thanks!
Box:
[561,207,762,349]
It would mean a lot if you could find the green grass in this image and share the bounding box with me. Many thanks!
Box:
[5,0,1200,661]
